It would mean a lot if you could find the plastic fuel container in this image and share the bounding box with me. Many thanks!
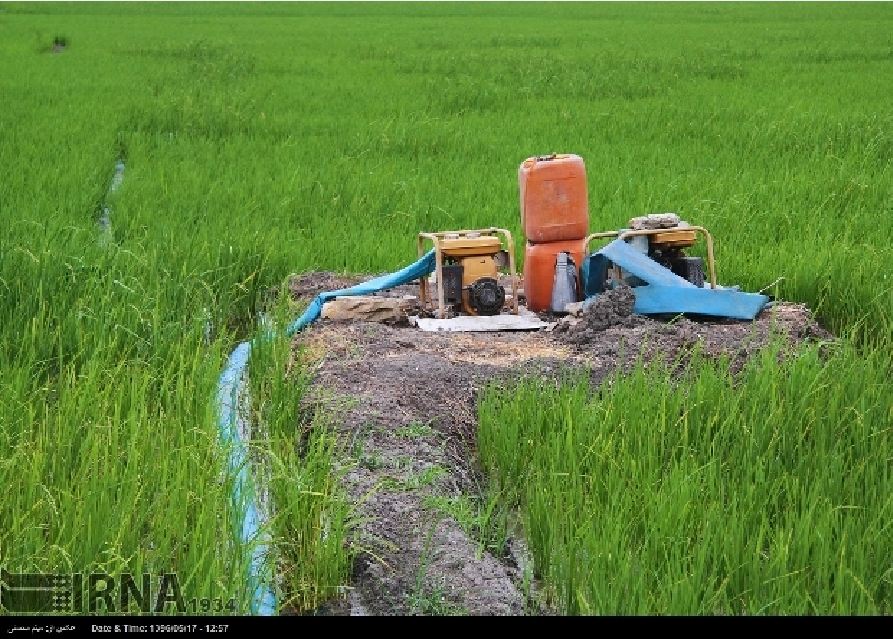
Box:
[519,154,589,243]
[523,238,586,312]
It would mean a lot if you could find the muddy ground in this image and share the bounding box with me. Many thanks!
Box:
[287,272,830,616]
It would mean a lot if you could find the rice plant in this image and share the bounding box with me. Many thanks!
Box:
[478,343,893,614]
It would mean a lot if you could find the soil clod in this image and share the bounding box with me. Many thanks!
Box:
[553,286,641,342]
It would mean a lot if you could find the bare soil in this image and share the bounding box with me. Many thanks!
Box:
[288,271,831,616]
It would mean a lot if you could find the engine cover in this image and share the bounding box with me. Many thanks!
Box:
[466,277,505,316]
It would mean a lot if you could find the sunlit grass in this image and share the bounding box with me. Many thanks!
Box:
[479,343,893,614]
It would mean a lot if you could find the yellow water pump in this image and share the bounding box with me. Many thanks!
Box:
[417,228,520,318]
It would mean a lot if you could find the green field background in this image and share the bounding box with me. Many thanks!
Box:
[1,2,890,614]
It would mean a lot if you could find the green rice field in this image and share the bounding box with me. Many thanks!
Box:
[1,1,890,615]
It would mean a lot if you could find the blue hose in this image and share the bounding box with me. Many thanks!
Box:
[216,341,275,616]
[285,250,436,336]
[216,249,436,615]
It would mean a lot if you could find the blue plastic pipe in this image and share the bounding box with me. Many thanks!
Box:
[285,250,436,336]
[583,239,768,320]
[216,341,275,616]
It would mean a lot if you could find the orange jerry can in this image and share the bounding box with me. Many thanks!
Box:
[523,238,586,313]
[519,154,589,243]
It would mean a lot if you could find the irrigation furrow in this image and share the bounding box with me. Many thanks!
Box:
[91,152,276,615]
[97,157,125,237]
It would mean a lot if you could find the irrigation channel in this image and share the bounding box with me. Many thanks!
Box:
[97,155,279,614]
[216,246,437,614]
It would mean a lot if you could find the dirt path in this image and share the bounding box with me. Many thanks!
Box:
[289,273,829,616]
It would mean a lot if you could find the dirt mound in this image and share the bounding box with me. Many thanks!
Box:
[553,286,641,342]
[297,323,546,615]
[287,273,831,616]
